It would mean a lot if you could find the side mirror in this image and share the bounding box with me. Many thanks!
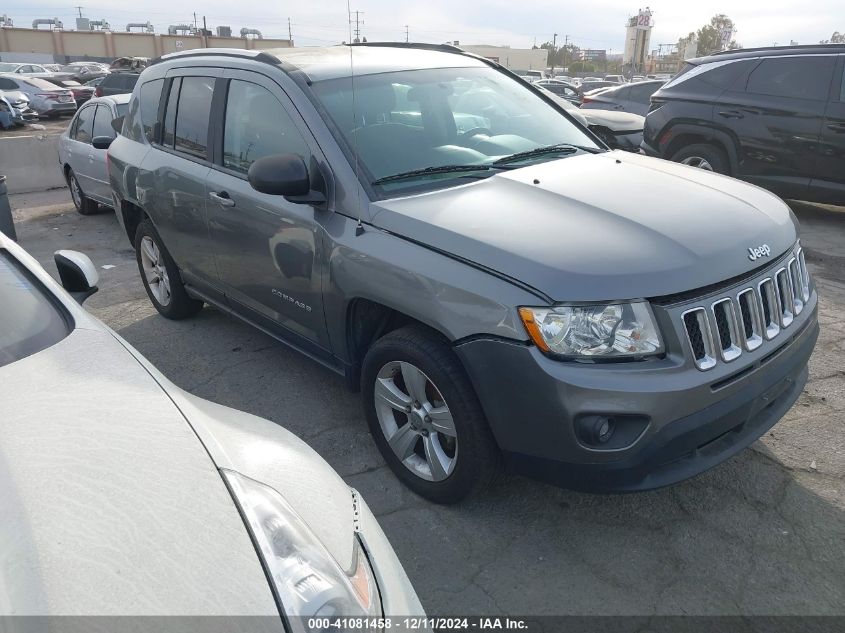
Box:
[247,154,326,205]
[110,115,124,134]
[92,135,113,150]
[54,250,98,304]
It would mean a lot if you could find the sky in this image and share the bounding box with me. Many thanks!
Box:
[2,0,842,51]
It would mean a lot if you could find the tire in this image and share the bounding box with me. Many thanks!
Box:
[670,143,730,175]
[361,325,502,504]
[134,219,203,320]
[67,169,99,215]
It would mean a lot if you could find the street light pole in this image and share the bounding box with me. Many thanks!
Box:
[551,32,557,75]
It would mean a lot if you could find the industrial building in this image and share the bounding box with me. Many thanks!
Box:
[623,7,653,74]
[458,44,549,72]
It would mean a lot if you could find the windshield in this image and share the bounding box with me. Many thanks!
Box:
[310,65,598,194]
[0,251,70,368]
[0,63,18,72]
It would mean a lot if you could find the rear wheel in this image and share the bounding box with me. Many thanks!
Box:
[670,143,729,175]
[67,169,99,215]
[361,326,502,504]
[134,219,203,319]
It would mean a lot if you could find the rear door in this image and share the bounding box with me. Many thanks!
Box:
[205,70,332,353]
[718,54,835,199]
[814,55,845,203]
[147,70,220,288]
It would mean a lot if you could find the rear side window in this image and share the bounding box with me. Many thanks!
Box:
[173,76,213,159]
[73,105,95,143]
[746,56,836,101]
[139,79,164,142]
[222,79,309,174]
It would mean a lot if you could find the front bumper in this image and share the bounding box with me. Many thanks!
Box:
[455,302,818,493]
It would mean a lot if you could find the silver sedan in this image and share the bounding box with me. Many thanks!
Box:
[58,94,129,214]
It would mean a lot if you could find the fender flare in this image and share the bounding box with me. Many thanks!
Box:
[660,123,741,175]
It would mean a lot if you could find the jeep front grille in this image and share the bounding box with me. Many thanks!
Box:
[681,247,810,370]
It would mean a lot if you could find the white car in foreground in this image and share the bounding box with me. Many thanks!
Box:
[0,232,425,626]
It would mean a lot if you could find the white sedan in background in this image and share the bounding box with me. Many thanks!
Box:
[0,232,425,626]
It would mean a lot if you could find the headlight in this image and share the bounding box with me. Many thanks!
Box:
[518,301,663,358]
[223,470,382,627]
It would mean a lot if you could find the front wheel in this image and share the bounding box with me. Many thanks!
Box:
[134,219,203,319]
[361,326,502,504]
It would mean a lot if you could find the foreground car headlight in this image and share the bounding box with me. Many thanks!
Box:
[223,470,382,624]
[518,301,663,358]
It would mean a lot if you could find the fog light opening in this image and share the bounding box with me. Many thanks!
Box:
[578,415,615,446]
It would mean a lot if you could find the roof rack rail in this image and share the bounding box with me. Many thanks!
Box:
[150,48,281,66]
[709,43,844,56]
[346,41,464,54]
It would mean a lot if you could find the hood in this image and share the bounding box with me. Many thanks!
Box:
[579,108,644,132]
[0,327,279,616]
[369,151,797,302]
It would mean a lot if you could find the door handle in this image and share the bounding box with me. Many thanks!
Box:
[826,122,845,134]
[718,110,744,119]
[209,191,235,207]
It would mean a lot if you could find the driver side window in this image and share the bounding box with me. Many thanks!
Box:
[222,79,310,175]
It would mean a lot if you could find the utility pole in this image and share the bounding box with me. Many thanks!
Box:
[202,15,207,46]
[563,34,569,72]
[75,6,84,18]
[550,33,557,75]
[351,10,364,43]
[288,17,292,42]
[404,24,409,43]
[193,12,197,29]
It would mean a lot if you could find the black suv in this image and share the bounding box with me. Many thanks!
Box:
[94,72,139,98]
[642,45,845,205]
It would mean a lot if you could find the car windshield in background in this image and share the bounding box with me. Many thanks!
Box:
[0,251,70,368]
[310,66,598,194]
[0,63,17,72]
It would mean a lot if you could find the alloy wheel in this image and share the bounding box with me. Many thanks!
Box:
[679,156,714,171]
[373,360,458,482]
[139,235,172,307]
[69,174,82,208]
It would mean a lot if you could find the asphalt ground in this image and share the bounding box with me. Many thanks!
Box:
[9,188,845,617]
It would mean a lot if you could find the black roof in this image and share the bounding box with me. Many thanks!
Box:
[690,43,845,65]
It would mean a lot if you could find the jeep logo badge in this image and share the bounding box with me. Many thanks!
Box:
[748,244,771,261]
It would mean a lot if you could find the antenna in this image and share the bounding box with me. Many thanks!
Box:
[351,10,364,43]
[347,1,364,235]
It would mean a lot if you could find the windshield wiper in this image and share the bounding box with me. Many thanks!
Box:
[493,143,585,166]
[372,164,495,185]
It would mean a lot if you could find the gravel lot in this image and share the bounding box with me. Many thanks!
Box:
[9,188,845,617]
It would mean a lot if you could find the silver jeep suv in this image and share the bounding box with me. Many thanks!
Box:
[108,44,818,503]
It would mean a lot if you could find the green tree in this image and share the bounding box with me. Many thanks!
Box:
[820,31,844,44]
[694,14,740,56]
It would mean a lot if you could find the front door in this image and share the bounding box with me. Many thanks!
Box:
[206,71,331,351]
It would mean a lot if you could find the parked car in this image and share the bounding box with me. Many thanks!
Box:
[109,56,149,72]
[581,79,665,116]
[630,75,646,82]
[0,75,76,117]
[0,62,55,77]
[59,62,110,82]
[533,78,581,104]
[94,71,140,97]
[42,63,63,72]
[577,79,619,95]
[536,86,645,151]
[59,94,130,214]
[603,74,626,83]
[0,88,38,126]
[642,44,845,205]
[0,232,425,619]
[109,44,818,503]
[43,77,95,107]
